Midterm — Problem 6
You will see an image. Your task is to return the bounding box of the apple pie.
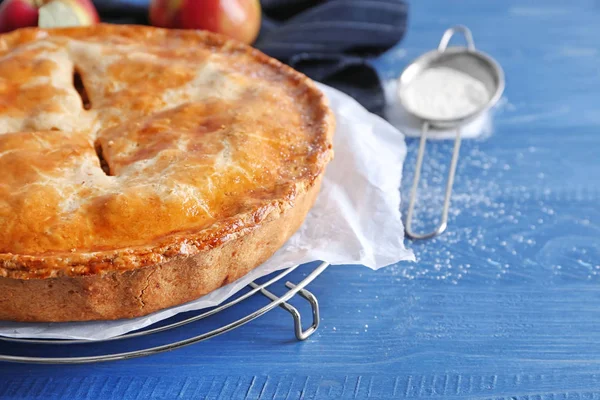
[0,24,334,322]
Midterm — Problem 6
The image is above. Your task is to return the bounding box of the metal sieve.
[397,25,505,239]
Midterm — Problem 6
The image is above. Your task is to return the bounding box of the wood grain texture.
[2,0,600,398]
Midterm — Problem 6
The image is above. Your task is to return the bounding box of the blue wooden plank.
[3,0,600,398]
[4,374,600,399]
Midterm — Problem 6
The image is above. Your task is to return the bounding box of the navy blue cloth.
[91,0,408,115]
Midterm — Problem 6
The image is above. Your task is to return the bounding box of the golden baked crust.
[0,25,333,321]
[0,175,323,322]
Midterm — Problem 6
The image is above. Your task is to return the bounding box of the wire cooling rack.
[0,261,329,364]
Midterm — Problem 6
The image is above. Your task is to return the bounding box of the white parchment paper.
[0,84,414,340]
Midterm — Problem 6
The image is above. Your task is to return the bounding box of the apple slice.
[39,0,99,28]
[0,0,99,33]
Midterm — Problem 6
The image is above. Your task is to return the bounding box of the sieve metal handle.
[405,122,463,240]
[438,25,476,52]
[404,25,472,240]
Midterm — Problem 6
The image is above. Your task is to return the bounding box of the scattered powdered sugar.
[400,66,490,120]
[390,143,504,284]
[386,136,600,286]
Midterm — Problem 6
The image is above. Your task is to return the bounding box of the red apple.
[149,0,261,45]
[0,0,38,33]
[0,0,99,33]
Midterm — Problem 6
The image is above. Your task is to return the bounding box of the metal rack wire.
[0,261,329,364]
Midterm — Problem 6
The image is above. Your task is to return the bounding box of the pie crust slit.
[0,25,334,322]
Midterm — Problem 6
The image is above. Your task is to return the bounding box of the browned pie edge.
[0,25,334,322]
[0,174,324,322]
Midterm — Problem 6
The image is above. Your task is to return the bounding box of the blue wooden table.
[2,0,600,398]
